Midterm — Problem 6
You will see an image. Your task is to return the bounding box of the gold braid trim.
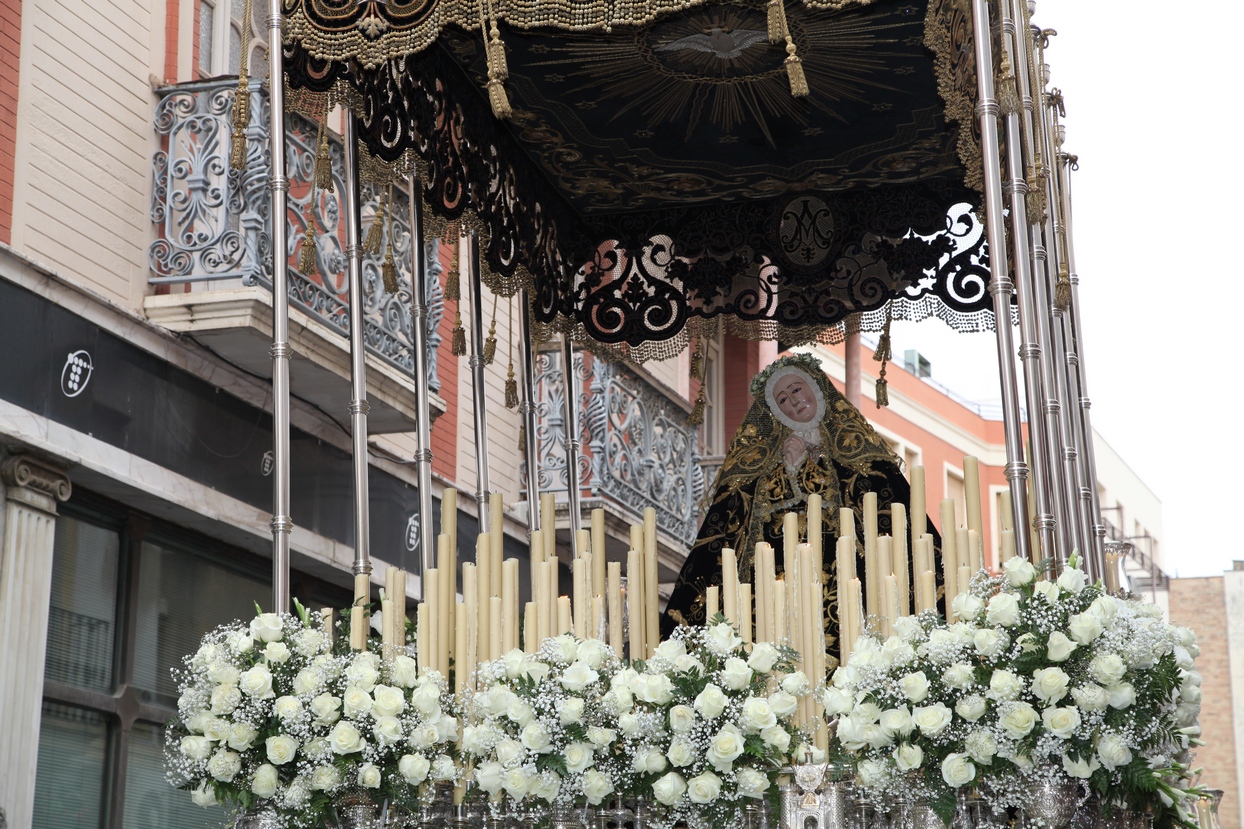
[228,0,253,170]
[872,305,892,408]
[504,294,519,409]
[381,184,398,293]
[923,0,983,194]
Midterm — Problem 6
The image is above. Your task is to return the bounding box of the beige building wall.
[1093,431,1163,566]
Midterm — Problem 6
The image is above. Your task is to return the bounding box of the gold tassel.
[767,0,787,44]
[229,0,252,171]
[505,367,519,410]
[518,420,526,451]
[688,384,707,426]
[483,325,497,365]
[872,329,891,364]
[363,189,386,255]
[784,41,809,98]
[873,305,892,408]
[382,252,398,294]
[313,119,333,193]
[996,51,1020,116]
[445,227,461,301]
[487,79,512,120]
[689,343,704,381]
[1054,264,1072,312]
[875,374,889,408]
[452,311,467,356]
[299,206,318,275]
[488,24,508,81]
[1026,169,1048,221]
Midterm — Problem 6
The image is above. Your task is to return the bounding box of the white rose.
[1033,580,1060,602]
[522,660,550,683]
[652,772,687,806]
[986,593,1020,627]
[1042,706,1081,739]
[576,639,610,669]
[239,664,274,699]
[345,654,380,691]
[1068,612,1104,645]
[311,694,342,725]
[581,769,615,805]
[893,616,925,642]
[740,697,777,732]
[262,641,290,665]
[399,754,431,785]
[687,771,723,804]
[882,637,917,666]
[293,628,324,656]
[373,716,403,744]
[1090,654,1127,685]
[550,634,579,663]
[293,669,320,696]
[1107,682,1137,709]
[203,718,229,742]
[251,764,280,799]
[209,684,242,715]
[530,771,561,803]
[747,642,780,672]
[659,702,692,733]
[618,713,640,736]
[633,746,668,774]
[879,708,914,738]
[343,686,374,718]
[250,613,284,643]
[900,671,930,703]
[974,628,1005,659]
[666,737,696,767]
[706,622,743,655]
[987,670,1023,701]
[857,758,887,788]
[1003,557,1036,586]
[372,684,407,718]
[706,725,746,770]
[309,765,342,791]
[521,722,552,753]
[769,690,799,718]
[894,742,923,772]
[999,702,1038,738]
[1031,667,1071,705]
[721,657,754,690]
[1089,595,1120,622]
[1069,683,1108,712]
[207,663,240,685]
[191,781,218,807]
[328,721,365,755]
[229,631,254,653]
[505,767,533,799]
[795,743,826,764]
[357,762,382,789]
[588,727,616,748]
[782,671,812,697]
[475,761,504,794]
[912,703,952,736]
[180,736,213,761]
[761,725,791,753]
[207,750,241,782]
[604,686,634,716]
[409,723,441,750]
[560,661,600,693]
[832,665,858,688]
[955,695,987,722]
[564,742,595,774]
[952,592,984,619]
[1057,567,1088,594]
[185,712,211,734]
[1097,733,1133,770]
[964,729,996,765]
[410,682,442,717]
[941,753,976,788]
[736,768,770,799]
[265,734,299,765]
[941,663,974,689]
[274,695,303,722]
[494,738,524,765]
[673,651,705,672]
[391,655,420,687]
[499,648,525,679]
[560,696,586,725]
[431,755,457,781]
[636,674,674,705]
[822,686,855,716]
[695,683,729,718]
[1062,754,1100,779]
[1046,631,1078,662]
[507,700,535,727]
[654,639,687,662]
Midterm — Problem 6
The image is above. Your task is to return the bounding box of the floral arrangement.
[166,601,459,826]
[826,557,1205,828]
[613,621,813,829]
[463,635,624,809]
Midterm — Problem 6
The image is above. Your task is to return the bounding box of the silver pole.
[1005,6,1074,565]
[467,230,492,530]
[343,118,372,584]
[969,0,1033,562]
[1059,150,1108,569]
[560,335,584,549]
[408,172,436,587]
[519,290,542,534]
[266,0,291,612]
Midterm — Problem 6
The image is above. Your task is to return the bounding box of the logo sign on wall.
[405,514,420,554]
[60,350,94,398]
[261,450,274,477]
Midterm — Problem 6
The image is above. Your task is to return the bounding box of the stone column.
[0,452,71,829]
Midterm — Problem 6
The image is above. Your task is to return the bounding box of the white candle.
[722,549,738,627]
[963,456,982,544]
[739,583,752,644]
[1000,529,1016,564]
[627,548,644,661]
[643,508,659,658]
[502,559,518,653]
[863,493,879,619]
[524,601,538,653]
[591,508,607,600]
[540,493,556,562]
[608,561,624,652]
[910,466,926,540]
[892,504,909,617]
[808,493,823,580]
[490,493,504,598]
[706,586,719,621]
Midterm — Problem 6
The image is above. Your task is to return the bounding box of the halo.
[764,365,827,432]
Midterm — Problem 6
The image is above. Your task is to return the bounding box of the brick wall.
[1169,576,1238,829]
[0,0,20,244]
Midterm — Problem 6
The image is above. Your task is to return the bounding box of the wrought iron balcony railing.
[528,349,705,548]
[148,78,442,390]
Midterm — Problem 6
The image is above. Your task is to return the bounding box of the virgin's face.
[772,373,818,424]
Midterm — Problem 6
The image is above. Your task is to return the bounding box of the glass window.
[46,517,120,693]
[33,703,108,829]
[124,722,226,829]
[198,0,215,75]
[132,539,269,697]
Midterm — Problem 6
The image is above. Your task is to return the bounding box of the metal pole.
[467,231,492,530]
[408,173,436,588]
[519,290,542,534]
[560,335,584,549]
[266,0,291,612]
[343,118,372,585]
[969,0,1033,562]
[1007,7,1075,568]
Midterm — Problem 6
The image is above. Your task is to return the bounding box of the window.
[199,0,252,77]
[700,332,725,458]
[33,492,350,828]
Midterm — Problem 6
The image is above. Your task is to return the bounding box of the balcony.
[143,79,445,432]
[528,348,706,574]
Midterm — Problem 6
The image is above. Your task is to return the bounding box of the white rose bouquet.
[464,636,623,810]
[615,622,809,829]
[166,600,339,827]
[834,558,1206,828]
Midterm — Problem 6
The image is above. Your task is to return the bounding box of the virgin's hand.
[783,435,807,469]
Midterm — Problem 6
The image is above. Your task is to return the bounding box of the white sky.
[888,1,1244,577]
